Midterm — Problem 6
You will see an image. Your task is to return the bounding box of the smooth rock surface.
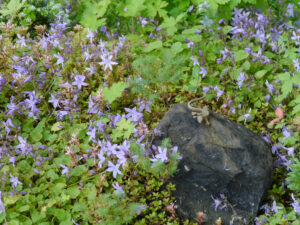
[152,104,273,225]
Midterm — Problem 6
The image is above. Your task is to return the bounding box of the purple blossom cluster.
[0,17,182,216]
[83,99,180,179]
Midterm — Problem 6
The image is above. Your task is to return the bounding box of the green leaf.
[87,186,97,202]
[54,209,69,222]
[214,0,230,4]
[18,205,30,212]
[30,118,46,142]
[282,80,293,97]
[45,169,59,181]
[242,60,251,71]
[53,183,67,195]
[6,220,20,225]
[67,186,81,199]
[4,195,19,205]
[283,48,297,60]
[71,165,87,177]
[160,16,176,28]
[222,25,233,34]
[277,72,290,81]
[31,210,46,223]
[292,104,300,115]
[1,165,10,173]
[230,68,241,80]
[102,82,127,103]
[95,0,111,17]
[171,42,183,54]
[79,1,108,30]
[143,41,163,53]
[111,118,135,142]
[292,75,300,85]
[234,50,249,62]
[72,202,86,212]
[51,122,63,132]
[229,0,241,8]
[18,160,31,172]
[244,0,256,3]
[254,70,267,79]
[60,221,73,225]
[145,0,168,18]
[121,0,146,17]
[0,0,24,17]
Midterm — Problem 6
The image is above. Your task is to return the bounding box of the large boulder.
[152,104,273,225]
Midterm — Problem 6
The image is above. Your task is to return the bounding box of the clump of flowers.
[0,15,182,224]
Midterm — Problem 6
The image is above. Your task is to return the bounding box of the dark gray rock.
[152,104,273,225]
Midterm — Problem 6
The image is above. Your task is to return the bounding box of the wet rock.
[152,104,273,225]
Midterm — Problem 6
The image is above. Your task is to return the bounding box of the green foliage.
[0,0,71,36]
[276,72,300,102]
[287,159,300,193]
[102,81,128,104]
[131,48,188,101]
[257,208,300,225]
[0,0,299,224]
[94,192,141,225]
[79,0,110,30]
[0,0,24,18]
[111,118,136,142]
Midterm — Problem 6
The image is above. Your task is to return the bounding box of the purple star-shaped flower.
[293,59,300,71]
[16,136,29,155]
[60,164,69,176]
[291,194,300,213]
[118,140,130,154]
[214,86,224,101]
[4,118,14,134]
[190,56,199,66]
[203,86,210,94]
[265,80,275,95]
[99,54,118,71]
[116,150,127,169]
[106,161,122,178]
[139,17,148,27]
[72,75,88,90]
[0,191,5,214]
[150,146,168,163]
[102,141,118,157]
[285,3,294,17]
[112,182,125,197]
[16,34,26,48]
[243,108,252,124]
[40,36,48,49]
[200,67,207,78]
[86,66,96,76]
[53,53,64,66]
[84,50,93,61]
[87,127,96,141]
[271,200,283,213]
[97,150,106,168]
[57,110,68,120]
[211,195,222,211]
[10,174,22,188]
[237,72,246,89]
[125,107,143,122]
[48,93,60,109]
[86,29,95,43]
[88,96,99,114]
[7,100,19,115]
[136,205,147,215]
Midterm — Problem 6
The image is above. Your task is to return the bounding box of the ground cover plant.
[0,0,299,224]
